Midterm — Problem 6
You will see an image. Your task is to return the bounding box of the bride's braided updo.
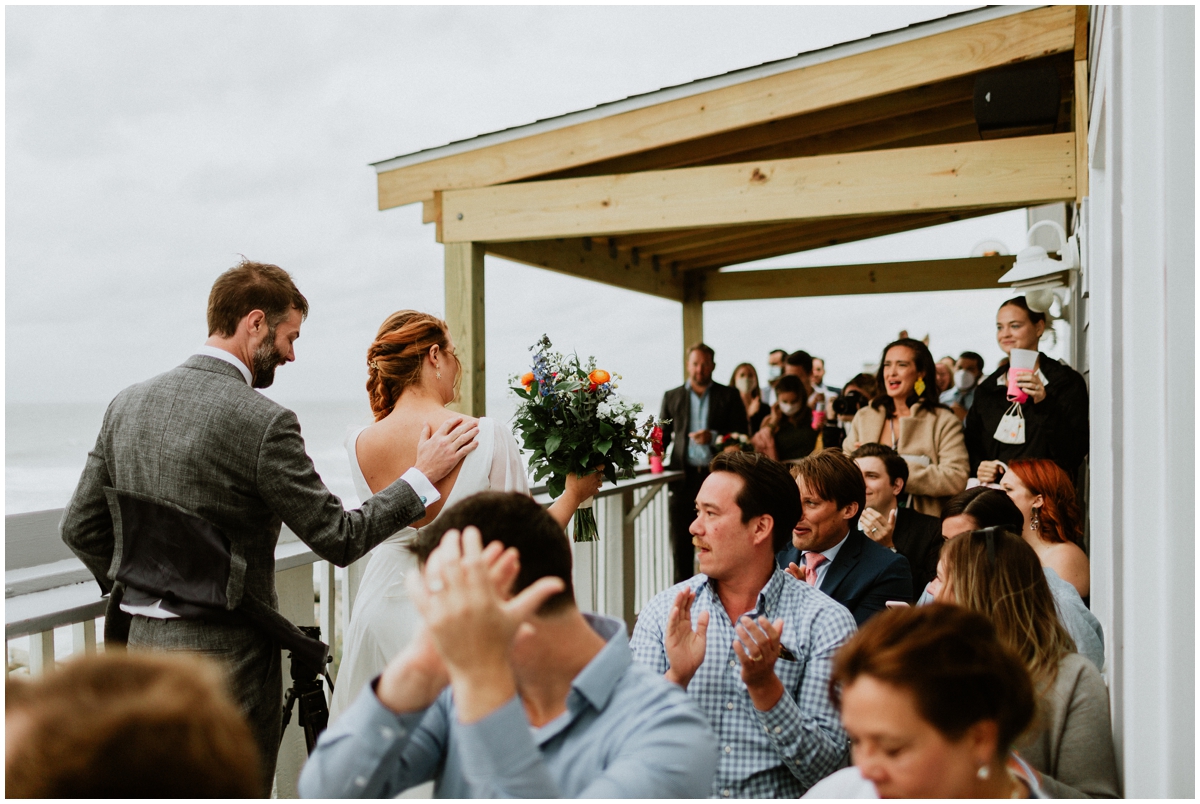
[366,310,458,421]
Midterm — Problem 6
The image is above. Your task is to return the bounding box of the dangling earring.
[436,370,442,381]
[914,377,926,396]
[1030,508,1041,533]
[977,764,990,780]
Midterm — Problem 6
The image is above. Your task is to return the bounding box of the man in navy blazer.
[776,450,912,625]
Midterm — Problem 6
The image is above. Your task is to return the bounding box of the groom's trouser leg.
[128,616,281,797]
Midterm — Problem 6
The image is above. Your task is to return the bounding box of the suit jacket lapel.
[820,529,864,595]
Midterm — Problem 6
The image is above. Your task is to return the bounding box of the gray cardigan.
[1017,652,1121,798]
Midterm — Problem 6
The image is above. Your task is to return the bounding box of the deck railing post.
[71,619,96,656]
[274,564,317,799]
[29,629,56,676]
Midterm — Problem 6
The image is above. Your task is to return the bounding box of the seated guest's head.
[940,487,1024,539]
[849,443,908,512]
[934,527,1076,687]
[1002,459,1084,549]
[829,604,1036,798]
[5,653,261,797]
[416,491,575,615]
[789,449,865,553]
[690,451,800,578]
[773,374,807,418]
[785,350,813,389]
[936,357,956,393]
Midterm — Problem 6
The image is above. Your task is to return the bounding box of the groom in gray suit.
[61,259,478,793]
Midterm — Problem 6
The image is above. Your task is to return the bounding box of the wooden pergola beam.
[485,238,684,301]
[441,134,1076,243]
[378,6,1076,209]
[703,255,1016,301]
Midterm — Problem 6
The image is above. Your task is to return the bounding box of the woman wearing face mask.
[930,528,1120,798]
[729,362,767,434]
[804,604,1044,799]
[966,297,1090,486]
[847,338,969,516]
[751,374,818,462]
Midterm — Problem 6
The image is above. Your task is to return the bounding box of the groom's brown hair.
[207,258,308,337]
[416,492,575,615]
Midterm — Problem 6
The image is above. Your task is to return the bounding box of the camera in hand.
[833,389,870,417]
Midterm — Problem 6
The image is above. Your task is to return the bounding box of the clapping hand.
[859,507,897,549]
[784,561,805,584]
[663,589,709,689]
[733,615,786,711]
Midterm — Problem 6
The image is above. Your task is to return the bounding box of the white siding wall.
[1085,5,1195,797]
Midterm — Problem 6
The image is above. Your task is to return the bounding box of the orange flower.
[588,369,610,385]
[520,372,535,387]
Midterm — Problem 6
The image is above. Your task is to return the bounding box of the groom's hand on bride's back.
[415,416,480,483]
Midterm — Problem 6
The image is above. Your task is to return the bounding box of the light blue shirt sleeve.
[298,682,448,799]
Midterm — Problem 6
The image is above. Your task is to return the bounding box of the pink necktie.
[804,552,827,586]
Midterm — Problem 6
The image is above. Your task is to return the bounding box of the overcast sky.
[7,5,1048,420]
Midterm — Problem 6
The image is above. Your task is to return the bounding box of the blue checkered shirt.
[630,569,857,798]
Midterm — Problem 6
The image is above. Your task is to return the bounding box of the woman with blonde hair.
[330,311,599,717]
[932,527,1119,798]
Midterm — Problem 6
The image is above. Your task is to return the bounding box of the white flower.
[597,401,613,417]
[614,414,627,426]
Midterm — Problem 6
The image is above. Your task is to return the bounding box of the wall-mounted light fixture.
[998,220,1079,313]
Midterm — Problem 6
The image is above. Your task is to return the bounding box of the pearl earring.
[977,764,990,780]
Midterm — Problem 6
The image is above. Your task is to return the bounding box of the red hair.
[366,311,459,421]
[1007,459,1083,548]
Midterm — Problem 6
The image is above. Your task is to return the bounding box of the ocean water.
[5,399,374,515]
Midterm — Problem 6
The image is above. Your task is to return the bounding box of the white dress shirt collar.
[195,344,252,386]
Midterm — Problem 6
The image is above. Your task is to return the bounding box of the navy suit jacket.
[776,528,913,626]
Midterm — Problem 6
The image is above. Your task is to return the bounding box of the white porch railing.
[4,468,679,797]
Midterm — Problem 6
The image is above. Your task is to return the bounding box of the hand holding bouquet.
[512,335,669,542]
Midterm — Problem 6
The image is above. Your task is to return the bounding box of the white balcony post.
[71,619,97,656]
[29,629,56,676]
[274,564,317,799]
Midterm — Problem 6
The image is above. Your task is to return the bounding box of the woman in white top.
[329,311,599,718]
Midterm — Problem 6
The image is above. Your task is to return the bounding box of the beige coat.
[846,402,968,516]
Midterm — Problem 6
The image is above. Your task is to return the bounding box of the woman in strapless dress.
[329,311,598,718]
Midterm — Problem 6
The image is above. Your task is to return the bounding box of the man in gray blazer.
[60,260,477,793]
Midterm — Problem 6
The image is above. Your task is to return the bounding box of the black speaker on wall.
[973,65,1061,137]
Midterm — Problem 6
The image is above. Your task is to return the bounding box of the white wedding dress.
[329,416,530,719]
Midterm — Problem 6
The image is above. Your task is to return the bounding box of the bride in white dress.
[329,311,598,718]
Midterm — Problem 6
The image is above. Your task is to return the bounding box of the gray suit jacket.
[61,354,426,634]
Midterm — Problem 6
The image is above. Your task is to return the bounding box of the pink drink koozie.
[1007,369,1031,404]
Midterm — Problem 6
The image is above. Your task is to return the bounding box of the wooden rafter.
[702,255,1016,301]
[378,6,1076,209]
[485,239,684,301]
[440,135,1076,243]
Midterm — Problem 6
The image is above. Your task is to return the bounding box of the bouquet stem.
[572,495,598,543]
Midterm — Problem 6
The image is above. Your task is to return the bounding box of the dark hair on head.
[687,342,715,361]
[729,363,760,398]
[769,348,788,359]
[942,528,1076,687]
[786,350,813,375]
[774,374,806,399]
[708,451,801,552]
[5,653,263,797]
[367,310,460,421]
[414,492,575,615]
[870,338,945,415]
[959,351,985,373]
[1006,459,1083,549]
[999,295,1048,327]
[789,449,866,527]
[849,442,909,494]
[206,259,308,338]
[829,603,1035,758]
[941,487,1024,533]
[844,372,878,398]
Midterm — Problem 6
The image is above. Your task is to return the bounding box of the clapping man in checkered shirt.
[630,450,858,798]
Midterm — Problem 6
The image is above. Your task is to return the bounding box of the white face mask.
[734,376,756,394]
[954,368,977,391]
[767,365,783,380]
[779,401,800,416]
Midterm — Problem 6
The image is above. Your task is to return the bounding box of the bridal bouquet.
[511,335,668,542]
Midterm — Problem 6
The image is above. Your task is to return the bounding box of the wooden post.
[682,272,705,377]
[444,242,486,416]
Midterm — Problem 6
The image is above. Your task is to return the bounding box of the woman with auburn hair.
[1001,458,1090,599]
[932,528,1120,798]
[330,311,600,718]
[804,604,1044,799]
[847,338,969,516]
